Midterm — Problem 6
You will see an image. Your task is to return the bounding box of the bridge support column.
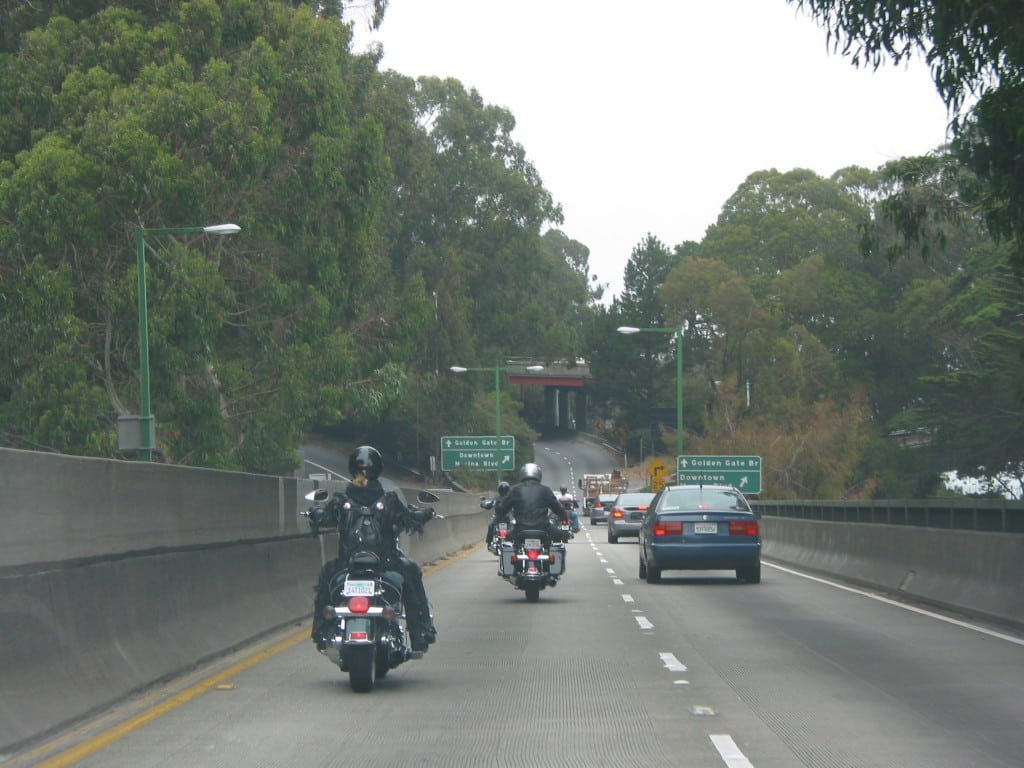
[544,387,557,429]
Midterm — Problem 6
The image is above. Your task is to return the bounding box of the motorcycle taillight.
[527,550,540,560]
[348,596,370,614]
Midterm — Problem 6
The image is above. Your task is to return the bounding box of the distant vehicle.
[589,493,618,524]
[638,485,761,584]
[579,472,627,517]
[606,491,655,543]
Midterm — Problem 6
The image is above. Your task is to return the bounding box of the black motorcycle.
[497,514,570,602]
[481,496,510,555]
[303,488,441,692]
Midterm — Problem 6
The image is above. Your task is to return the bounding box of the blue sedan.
[638,484,761,584]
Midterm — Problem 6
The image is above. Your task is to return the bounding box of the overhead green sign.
[676,455,762,494]
[441,435,516,471]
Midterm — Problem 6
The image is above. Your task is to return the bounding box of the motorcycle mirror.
[304,488,329,502]
[417,490,441,504]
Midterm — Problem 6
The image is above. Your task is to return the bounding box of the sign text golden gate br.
[676,455,762,494]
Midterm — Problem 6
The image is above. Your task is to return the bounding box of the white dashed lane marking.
[710,734,756,767]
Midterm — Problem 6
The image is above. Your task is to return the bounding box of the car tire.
[737,562,761,584]
[645,562,661,584]
[608,529,618,544]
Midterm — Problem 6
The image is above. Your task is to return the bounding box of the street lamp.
[135,223,241,460]
[617,325,684,461]
[450,362,544,480]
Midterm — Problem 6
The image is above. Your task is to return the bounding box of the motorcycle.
[497,513,570,602]
[480,496,510,555]
[303,487,441,692]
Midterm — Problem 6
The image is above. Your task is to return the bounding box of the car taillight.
[728,520,759,536]
[348,596,370,613]
[654,521,683,536]
[612,508,624,519]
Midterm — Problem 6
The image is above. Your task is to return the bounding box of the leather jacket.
[498,478,564,533]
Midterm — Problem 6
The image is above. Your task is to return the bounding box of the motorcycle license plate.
[694,523,718,534]
[343,579,375,596]
[498,523,508,532]
[524,538,542,550]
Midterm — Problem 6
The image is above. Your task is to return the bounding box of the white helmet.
[520,463,542,482]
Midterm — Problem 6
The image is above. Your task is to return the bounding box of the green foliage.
[790,0,1024,268]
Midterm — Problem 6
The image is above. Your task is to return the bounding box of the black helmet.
[498,481,511,497]
[349,445,382,481]
[559,486,568,494]
[520,463,542,482]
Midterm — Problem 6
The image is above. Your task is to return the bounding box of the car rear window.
[659,489,750,512]
[616,494,654,507]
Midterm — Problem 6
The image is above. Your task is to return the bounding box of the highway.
[13,438,1024,767]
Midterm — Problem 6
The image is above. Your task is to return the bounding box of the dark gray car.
[607,491,655,543]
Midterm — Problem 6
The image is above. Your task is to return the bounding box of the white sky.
[351,0,952,300]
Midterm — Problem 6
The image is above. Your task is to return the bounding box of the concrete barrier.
[761,518,1024,629]
[0,449,486,752]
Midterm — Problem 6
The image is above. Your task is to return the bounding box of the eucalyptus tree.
[790,0,1024,269]
[0,3,413,471]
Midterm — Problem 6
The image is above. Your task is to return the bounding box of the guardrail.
[753,498,1024,533]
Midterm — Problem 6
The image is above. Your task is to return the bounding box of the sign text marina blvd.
[677,455,762,494]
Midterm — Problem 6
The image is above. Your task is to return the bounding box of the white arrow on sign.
[502,454,513,465]
[739,476,748,487]
[679,458,689,468]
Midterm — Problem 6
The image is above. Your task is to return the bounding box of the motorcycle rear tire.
[347,645,377,692]
[524,583,541,602]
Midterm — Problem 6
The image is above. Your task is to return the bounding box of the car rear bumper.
[609,520,641,535]
[648,541,760,570]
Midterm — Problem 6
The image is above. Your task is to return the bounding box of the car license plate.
[694,522,718,534]
[524,538,542,550]
[342,579,375,597]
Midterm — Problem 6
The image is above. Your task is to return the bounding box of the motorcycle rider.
[311,446,438,652]
[498,463,571,542]
[557,486,582,534]
[485,480,512,546]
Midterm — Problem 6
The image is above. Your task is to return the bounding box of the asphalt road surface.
[13,437,1024,767]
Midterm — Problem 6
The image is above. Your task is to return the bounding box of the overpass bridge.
[507,361,593,431]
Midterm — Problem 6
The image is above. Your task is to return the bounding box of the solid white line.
[765,562,1024,646]
[710,734,755,767]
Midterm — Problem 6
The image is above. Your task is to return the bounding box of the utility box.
[117,415,155,452]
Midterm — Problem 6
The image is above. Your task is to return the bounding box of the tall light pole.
[450,362,544,481]
[617,325,684,461]
[136,223,240,460]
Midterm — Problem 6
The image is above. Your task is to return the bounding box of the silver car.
[607,491,655,543]
[589,493,617,524]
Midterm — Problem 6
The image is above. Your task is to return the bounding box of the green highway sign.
[676,455,762,494]
[441,435,516,471]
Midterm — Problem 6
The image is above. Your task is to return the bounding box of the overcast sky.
[351,1,952,300]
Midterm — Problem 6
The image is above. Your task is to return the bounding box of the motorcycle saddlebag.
[499,545,515,576]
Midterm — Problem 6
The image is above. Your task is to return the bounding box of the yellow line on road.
[33,631,308,768]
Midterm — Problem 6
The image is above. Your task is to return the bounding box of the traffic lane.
[588,524,1024,768]
[534,436,623,494]
[43,536,801,768]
